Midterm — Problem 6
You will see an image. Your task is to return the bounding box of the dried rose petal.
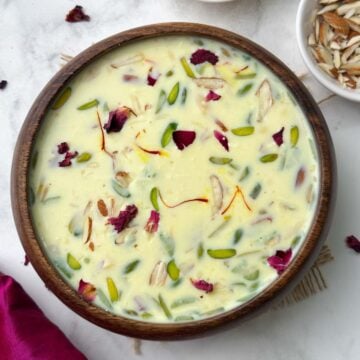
[190,49,219,65]
[65,5,90,23]
[108,204,138,233]
[206,90,221,102]
[191,279,214,293]
[104,106,131,133]
[0,80,7,90]
[57,142,69,154]
[145,210,160,233]
[272,127,284,146]
[267,248,292,274]
[213,130,229,151]
[147,71,158,86]
[346,235,360,253]
[172,130,196,150]
[123,74,138,82]
[77,279,96,302]
[58,150,78,167]
[24,254,30,266]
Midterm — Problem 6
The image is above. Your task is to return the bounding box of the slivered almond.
[320,20,330,46]
[346,18,360,32]
[342,61,360,74]
[337,1,360,16]
[149,261,167,286]
[210,175,223,216]
[193,77,225,89]
[256,79,273,122]
[115,171,131,187]
[83,216,93,244]
[323,12,350,35]
[97,199,108,216]
[110,54,144,69]
[318,4,340,15]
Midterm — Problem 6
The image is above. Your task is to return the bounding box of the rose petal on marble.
[267,248,292,274]
[190,49,219,65]
[144,210,160,233]
[191,279,214,293]
[213,130,229,151]
[57,142,70,154]
[65,5,90,22]
[104,106,131,133]
[346,235,360,253]
[272,127,284,146]
[206,90,222,102]
[0,80,8,90]
[77,279,96,302]
[107,204,138,233]
[172,130,196,150]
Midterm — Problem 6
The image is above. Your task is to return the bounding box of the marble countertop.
[1,0,360,359]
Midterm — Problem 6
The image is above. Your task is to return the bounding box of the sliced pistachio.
[97,289,112,309]
[209,156,233,165]
[167,82,180,105]
[42,196,61,204]
[55,261,72,279]
[250,183,262,199]
[235,72,257,79]
[31,150,38,169]
[124,259,140,274]
[167,259,180,281]
[180,57,196,78]
[52,86,72,110]
[66,253,81,270]
[291,235,301,248]
[171,279,182,288]
[158,294,172,319]
[29,187,35,206]
[237,83,253,96]
[76,152,92,163]
[166,70,174,77]
[171,296,197,309]
[112,179,130,198]
[181,87,187,105]
[290,126,299,147]
[161,122,178,148]
[159,233,175,257]
[175,315,194,322]
[77,99,99,110]
[207,248,236,259]
[239,166,250,181]
[155,89,167,114]
[233,228,244,245]
[208,216,232,238]
[106,277,119,302]
[68,213,84,236]
[249,282,259,291]
[231,126,255,136]
[202,307,224,316]
[124,309,138,316]
[197,242,204,258]
[149,187,160,211]
[244,269,260,281]
[141,312,153,319]
[260,153,278,163]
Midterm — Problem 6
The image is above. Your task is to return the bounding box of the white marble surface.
[1,0,360,359]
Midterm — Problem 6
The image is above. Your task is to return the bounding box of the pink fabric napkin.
[0,274,86,360]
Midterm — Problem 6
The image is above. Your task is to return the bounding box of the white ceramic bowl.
[296,0,360,102]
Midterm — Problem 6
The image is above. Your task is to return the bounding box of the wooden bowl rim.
[11,22,336,340]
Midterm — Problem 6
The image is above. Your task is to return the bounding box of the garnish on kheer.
[29,36,319,322]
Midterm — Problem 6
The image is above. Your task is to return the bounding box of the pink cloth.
[0,275,86,360]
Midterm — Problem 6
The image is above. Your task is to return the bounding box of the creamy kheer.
[29,36,319,322]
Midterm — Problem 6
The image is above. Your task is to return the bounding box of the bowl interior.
[11,22,336,340]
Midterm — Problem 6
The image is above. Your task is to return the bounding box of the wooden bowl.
[11,22,336,341]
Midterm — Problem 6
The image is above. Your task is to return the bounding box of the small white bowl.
[296,0,360,102]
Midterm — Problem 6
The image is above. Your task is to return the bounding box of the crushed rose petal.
[172,130,196,150]
[57,142,70,154]
[144,210,160,233]
[191,279,214,293]
[213,130,229,151]
[272,127,284,147]
[77,279,96,302]
[206,90,221,102]
[267,248,292,274]
[0,80,7,90]
[346,235,360,253]
[58,150,78,167]
[123,74,138,82]
[190,49,219,65]
[65,5,90,23]
[108,204,138,233]
[104,106,131,133]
